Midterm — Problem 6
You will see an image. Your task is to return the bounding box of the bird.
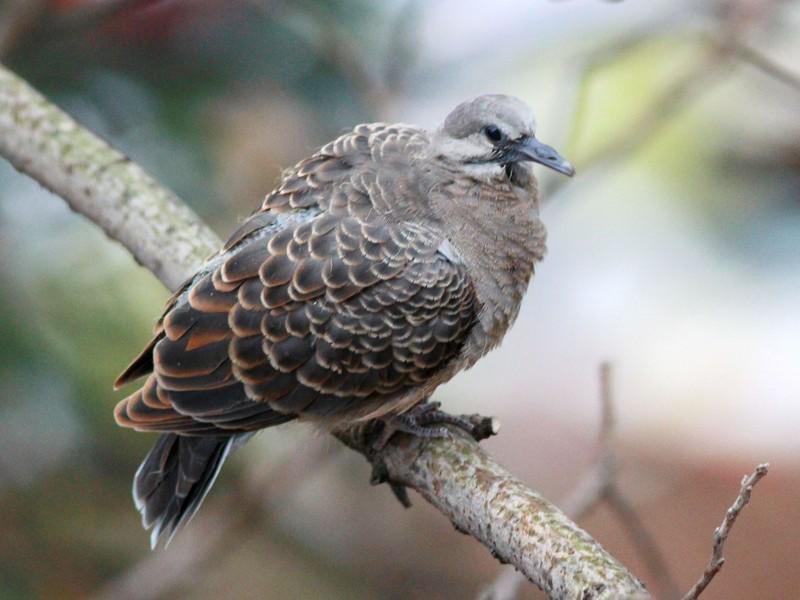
[113,94,574,548]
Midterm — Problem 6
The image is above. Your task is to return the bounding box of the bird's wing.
[114,212,477,432]
[258,122,432,219]
[115,124,477,432]
[113,122,402,393]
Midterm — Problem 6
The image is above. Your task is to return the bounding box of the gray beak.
[511,137,575,177]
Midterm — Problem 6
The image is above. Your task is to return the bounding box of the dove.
[114,94,574,547]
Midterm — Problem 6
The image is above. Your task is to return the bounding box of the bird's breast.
[453,207,546,364]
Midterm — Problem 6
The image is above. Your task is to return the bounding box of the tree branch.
[0,63,220,291]
[338,422,649,600]
[0,62,650,600]
[477,362,679,600]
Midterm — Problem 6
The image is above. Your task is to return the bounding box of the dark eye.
[483,125,503,143]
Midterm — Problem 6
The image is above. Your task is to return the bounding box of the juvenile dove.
[114,94,574,547]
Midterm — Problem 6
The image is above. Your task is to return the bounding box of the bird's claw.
[361,401,501,508]
[374,400,499,451]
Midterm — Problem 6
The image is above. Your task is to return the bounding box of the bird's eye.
[483,125,503,143]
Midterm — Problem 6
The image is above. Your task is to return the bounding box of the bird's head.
[433,94,574,182]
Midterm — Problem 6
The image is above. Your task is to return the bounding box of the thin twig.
[730,39,800,93]
[598,364,681,600]
[560,362,616,518]
[542,39,730,202]
[544,11,799,203]
[606,487,681,600]
[680,463,770,600]
[477,362,620,600]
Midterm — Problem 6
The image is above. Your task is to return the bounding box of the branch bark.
[0,63,220,290]
[338,423,649,600]
[0,62,649,600]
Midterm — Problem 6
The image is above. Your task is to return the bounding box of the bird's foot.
[337,402,500,508]
[374,401,500,451]
[381,401,450,442]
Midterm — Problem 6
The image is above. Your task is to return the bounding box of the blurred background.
[0,0,798,598]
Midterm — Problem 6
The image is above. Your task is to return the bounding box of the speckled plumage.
[114,94,572,546]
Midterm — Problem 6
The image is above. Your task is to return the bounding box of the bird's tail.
[133,432,250,548]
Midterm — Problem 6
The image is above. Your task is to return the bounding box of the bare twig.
[596,365,680,600]
[729,39,800,93]
[477,363,623,600]
[561,362,617,518]
[680,463,770,600]
[606,487,681,600]
[0,62,650,600]
[544,4,800,202]
[478,360,687,600]
[538,15,698,199]
[541,39,729,202]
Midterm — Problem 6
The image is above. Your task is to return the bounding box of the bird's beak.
[510,137,575,177]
